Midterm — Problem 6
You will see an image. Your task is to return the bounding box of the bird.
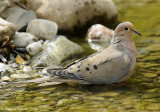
[47,22,141,84]
[86,24,114,51]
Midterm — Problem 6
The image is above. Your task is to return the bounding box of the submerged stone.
[10,74,31,80]
[31,36,83,67]
[0,18,17,41]
[22,66,33,73]
[1,76,11,82]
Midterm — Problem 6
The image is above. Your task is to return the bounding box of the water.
[0,0,160,111]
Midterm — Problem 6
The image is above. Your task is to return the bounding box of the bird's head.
[114,22,141,37]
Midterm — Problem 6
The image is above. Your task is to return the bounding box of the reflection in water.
[1,0,160,111]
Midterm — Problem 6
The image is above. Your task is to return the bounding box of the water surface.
[0,0,160,111]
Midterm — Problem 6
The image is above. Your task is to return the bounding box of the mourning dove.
[86,24,114,51]
[47,22,141,84]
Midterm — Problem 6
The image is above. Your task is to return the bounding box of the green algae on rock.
[31,36,84,67]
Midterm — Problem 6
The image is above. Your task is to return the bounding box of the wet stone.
[22,66,32,73]
[10,74,31,80]
[1,76,11,82]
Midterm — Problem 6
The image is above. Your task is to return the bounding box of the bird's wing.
[47,46,131,84]
[47,50,102,81]
[90,50,131,83]
[66,47,131,83]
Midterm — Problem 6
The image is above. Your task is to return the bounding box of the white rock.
[10,74,31,80]
[1,76,11,82]
[0,18,17,41]
[10,74,20,80]
[23,66,33,73]
[31,36,84,67]
[12,32,38,48]
[27,0,117,31]
[43,40,50,49]
[0,63,7,72]
[86,24,114,51]
[4,6,37,30]
[26,41,43,56]
[27,19,58,40]
[0,63,13,77]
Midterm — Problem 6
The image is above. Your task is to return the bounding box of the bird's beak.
[134,30,141,36]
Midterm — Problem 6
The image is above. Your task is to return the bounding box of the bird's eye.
[125,27,129,31]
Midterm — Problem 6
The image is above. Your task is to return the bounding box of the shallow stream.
[0,0,160,111]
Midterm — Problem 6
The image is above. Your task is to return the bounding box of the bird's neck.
[110,36,137,67]
[110,35,136,55]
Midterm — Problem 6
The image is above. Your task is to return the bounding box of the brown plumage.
[47,22,141,84]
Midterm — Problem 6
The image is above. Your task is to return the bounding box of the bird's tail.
[47,68,64,75]
[47,68,90,84]
[47,68,70,79]
[47,68,82,80]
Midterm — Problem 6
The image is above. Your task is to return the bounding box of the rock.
[42,40,50,49]
[1,76,11,82]
[12,32,38,48]
[0,63,13,77]
[10,74,31,80]
[0,18,17,41]
[0,0,10,17]
[0,63,7,72]
[86,24,114,51]
[22,66,32,73]
[26,19,58,40]
[27,0,117,31]
[31,36,83,67]
[3,6,37,30]
[15,55,25,64]
[26,41,43,56]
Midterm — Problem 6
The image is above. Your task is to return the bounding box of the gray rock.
[4,6,37,30]
[31,36,84,67]
[26,41,43,56]
[0,18,17,41]
[26,19,58,40]
[0,63,13,77]
[0,63,7,73]
[0,0,10,17]
[12,32,38,48]
[27,0,117,31]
